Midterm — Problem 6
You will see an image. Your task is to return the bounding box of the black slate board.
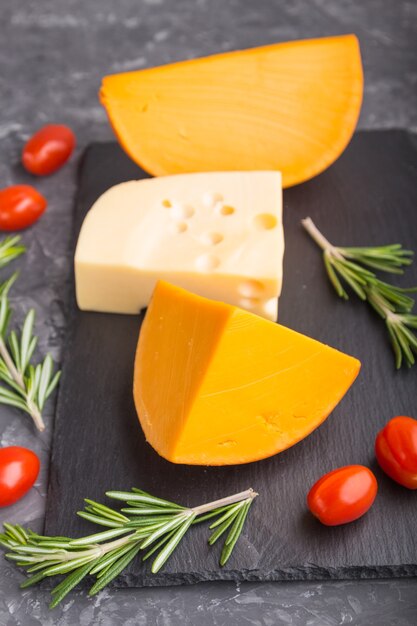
[45,131,417,587]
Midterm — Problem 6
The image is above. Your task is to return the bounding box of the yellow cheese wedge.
[134,281,361,465]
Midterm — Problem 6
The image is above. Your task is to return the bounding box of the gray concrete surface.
[0,0,416,624]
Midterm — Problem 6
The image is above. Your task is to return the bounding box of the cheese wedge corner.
[133,281,361,465]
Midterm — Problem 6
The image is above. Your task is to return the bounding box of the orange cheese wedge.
[100,35,363,188]
[133,282,361,465]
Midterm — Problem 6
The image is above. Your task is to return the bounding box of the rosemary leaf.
[26,560,63,573]
[140,514,190,550]
[107,490,184,509]
[49,562,95,609]
[0,294,10,336]
[0,391,29,412]
[20,310,36,373]
[43,555,96,577]
[8,331,21,371]
[142,528,178,562]
[69,527,133,547]
[397,321,417,351]
[20,570,50,589]
[36,542,72,550]
[394,324,415,366]
[191,504,234,525]
[332,260,367,300]
[83,500,129,523]
[341,244,413,273]
[77,512,124,529]
[209,502,245,529]
[3,523,27,545]
[29,533,71,543]
[11,545,58,556]
[127,520,172,534]
[37,355,53,409]
[0,236,25,268]
[151,515,196,574]
[125,515,181,528]
[323,252,348,299]
[90,541,138,576]
[0,364,19,389]
[220,502,252,566]
[5,553,40,564]
[375,280,415,311]
[88,544,141,596]
[122,506,182,516]
[208,509,241,545]
[386,323,403,369]
[225,501,252,548]
[337,257,375,280]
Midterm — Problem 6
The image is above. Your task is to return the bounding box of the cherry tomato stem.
[307,465,378,526]
[22,124,75,176]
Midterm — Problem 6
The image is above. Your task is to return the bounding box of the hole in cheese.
[201,232,223,246]
[171,221,188,234]
[238,280,265,298]
[262,298,279,321]
[195,254,220,272]
[219,205,235,216]
[253,213,278,230]
[238,297,260,310]
[202,192,223,208]
[171,202,195,220]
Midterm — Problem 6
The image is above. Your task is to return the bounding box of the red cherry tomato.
[0,446,40,507]
[307,465,378,526]
[22,124,76,176]
[0,185,47,231]
[375,416,417,489]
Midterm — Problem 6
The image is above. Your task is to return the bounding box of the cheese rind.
[134,281,361,466]
[75,171,283,320]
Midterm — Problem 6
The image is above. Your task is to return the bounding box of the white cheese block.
[75,171,284,320]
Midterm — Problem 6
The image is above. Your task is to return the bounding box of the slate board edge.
[39,562,417,592]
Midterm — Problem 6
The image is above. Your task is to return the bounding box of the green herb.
[0,487,258,608]
[302,217,417,368]
[0,235,26,268]
[0,236,60,430]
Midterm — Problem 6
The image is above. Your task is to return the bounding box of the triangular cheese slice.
[134,281,361,465]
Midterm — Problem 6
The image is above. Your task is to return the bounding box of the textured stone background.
[0,0,416,624]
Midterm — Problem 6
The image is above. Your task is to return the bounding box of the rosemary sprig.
[302,217,417,368]
[0,285,61,431]
[0,487,258,608]
[0,234,60,430]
